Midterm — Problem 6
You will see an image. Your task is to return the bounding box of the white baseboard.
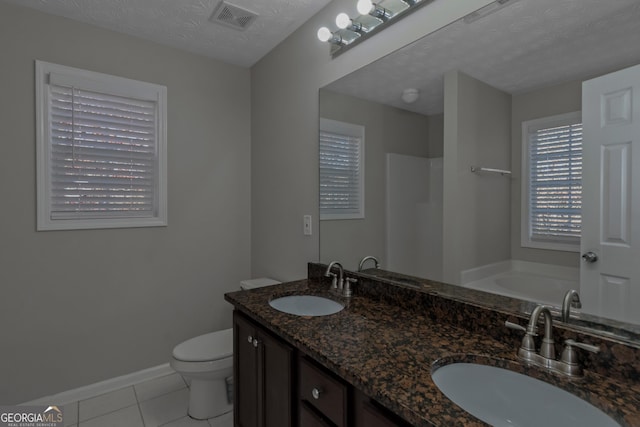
[22,363,175,406]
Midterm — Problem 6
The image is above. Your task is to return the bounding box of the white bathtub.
[461,260,579,307]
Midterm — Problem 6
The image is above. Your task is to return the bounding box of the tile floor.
[61,372,233,427]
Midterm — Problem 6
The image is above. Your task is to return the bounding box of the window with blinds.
[319,118,365,220]
[522,112,582,251]
[36,61,167,230]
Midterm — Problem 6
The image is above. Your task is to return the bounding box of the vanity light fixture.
[317,26,346,45]
[317,0,432,57]
[336,13,366,35]
[357,0,392,21]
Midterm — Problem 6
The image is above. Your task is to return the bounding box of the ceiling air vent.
[210,1,258,31]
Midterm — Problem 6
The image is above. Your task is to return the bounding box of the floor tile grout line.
[78,401,139,424]
[135,385,189,404]
[134,374,190,404]
[73,376,230,427]
[136,401,147,427]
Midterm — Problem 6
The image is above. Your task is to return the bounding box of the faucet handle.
[328,272,338,289]
[505,320,536,352]
[505,320,526,332]
[564,339,600,354]
[343,277,357,297]
[561,339,600,367]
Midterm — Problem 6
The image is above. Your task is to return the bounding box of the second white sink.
[269,295,344,316]
[431,362,620,427]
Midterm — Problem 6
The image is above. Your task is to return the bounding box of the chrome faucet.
[505,304,599,377]
[324,261,355,298]
[561,289,582,323]
[527,305,555,359]
[358,255,379,271]
[324,261,344,291]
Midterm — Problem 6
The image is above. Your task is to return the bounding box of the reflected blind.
[528,121,582,243]
[49,84,158,219]
[319,130,362,216]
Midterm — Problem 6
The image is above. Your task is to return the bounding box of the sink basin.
[431,363,620,427]
[269,295,344,316]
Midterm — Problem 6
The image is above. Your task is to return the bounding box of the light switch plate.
[303,215,312,235]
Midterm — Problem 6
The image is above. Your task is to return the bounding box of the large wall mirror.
[319,0,640,340]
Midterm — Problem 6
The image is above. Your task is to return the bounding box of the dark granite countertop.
[225,278,640,427]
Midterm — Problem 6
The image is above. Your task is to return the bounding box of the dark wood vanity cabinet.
[298,355,411,427]
[233,311,295,427]
[298,356,348,427]
[233,310,410,427]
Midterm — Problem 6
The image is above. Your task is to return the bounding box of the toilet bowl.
[171,278,280,419]
[170,329,233,419]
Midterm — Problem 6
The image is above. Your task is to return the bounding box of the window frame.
[35,60,168,231]
[521,111,582,252]
[319,118,365,221]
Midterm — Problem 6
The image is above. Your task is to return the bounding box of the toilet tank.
[240,277,280,290]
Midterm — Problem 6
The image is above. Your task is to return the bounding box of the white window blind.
[36,61,167,230]
[319,118,364,220]
[523,112,582,250]
[49,85,157,218]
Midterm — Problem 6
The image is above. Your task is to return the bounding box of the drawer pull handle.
[247,335,253,344]
[311,387,323,400]
[252,338,260,348]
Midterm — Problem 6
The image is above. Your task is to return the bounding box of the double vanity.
[225,263,640,426]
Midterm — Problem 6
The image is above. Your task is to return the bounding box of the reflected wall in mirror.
[319,0,640,332]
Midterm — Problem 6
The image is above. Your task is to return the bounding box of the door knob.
[581,252,598,263]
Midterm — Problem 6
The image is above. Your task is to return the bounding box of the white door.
[581,64,640,323]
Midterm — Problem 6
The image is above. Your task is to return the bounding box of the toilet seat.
[173,328,232,362]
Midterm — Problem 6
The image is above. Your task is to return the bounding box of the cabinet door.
[234,312,258,427]
[260,329,294,427]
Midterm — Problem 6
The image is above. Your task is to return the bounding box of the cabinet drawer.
[299,402,334,427]
[299,357,347,427]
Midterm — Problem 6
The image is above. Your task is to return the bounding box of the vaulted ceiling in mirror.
[324,0,640,116]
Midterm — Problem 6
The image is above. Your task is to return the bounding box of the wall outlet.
[303,215,312,236]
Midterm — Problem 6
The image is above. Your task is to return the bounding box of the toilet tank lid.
[240,277,280,290]
[173,329,232,362]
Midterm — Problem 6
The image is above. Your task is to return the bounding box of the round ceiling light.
[401,88,419,103]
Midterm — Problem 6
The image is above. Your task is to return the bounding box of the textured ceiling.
[325,0,640,116]
[1,0,331,67]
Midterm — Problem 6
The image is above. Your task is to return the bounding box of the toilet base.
[188,377,233,420]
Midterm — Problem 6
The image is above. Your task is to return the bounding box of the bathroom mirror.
[319,0,640,339]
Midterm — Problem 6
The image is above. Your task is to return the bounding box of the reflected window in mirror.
[319,118,365,220]
[521,111,582,252]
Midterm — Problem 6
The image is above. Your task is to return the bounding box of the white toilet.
[170,278,280,420]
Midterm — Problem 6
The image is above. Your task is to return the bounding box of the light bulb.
[336,13,351,29]
[357,0,374,15]
[317,27,332,42]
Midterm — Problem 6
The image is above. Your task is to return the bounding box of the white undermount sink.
[269,295,344,316]
[431,363,620,427]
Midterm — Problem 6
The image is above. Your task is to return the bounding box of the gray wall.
[319,90,429,271]
[250,0,494,281]
[427,114,445,158]
[510,80,582,267]
[442,71,512,283]
[0,2,251,404]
